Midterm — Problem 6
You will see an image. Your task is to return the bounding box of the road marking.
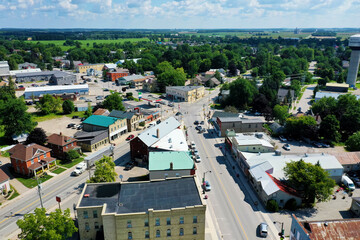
[197,132,249,240]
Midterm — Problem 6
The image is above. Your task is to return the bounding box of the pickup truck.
[71,162,86,176]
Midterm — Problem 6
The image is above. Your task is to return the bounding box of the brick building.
[106,70,129,82]
[47,133,78,159]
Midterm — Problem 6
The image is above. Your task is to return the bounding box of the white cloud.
[59,0,78,11]
[0,4,6,10]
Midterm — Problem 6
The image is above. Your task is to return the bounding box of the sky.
[0,0,359,29]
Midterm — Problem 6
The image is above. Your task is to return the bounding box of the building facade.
[75,130,109,152]
[0,61,10,77]
[106,71,129,82]
[215,117,265,137]
[49,71,77,85]
[24,84,89,99]
[166,86,205,103]
[77,64,104,74]
[82,115,127,141]
[109,110,144,132]
[76,177,206,240]
[15,70,76,84]
[46,133,78,159]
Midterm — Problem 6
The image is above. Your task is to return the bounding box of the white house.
[0,169,10,193]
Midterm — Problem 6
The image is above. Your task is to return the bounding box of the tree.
[273,104,290,125]
[102,92,125,112]
[225,78,258,110]
[89,155,117,183]
[62,100,75,114]
[17,208,77,240]
[346,131,360,151]
[46,63,53,71]
[0,98,36,138]
[27,128,47,145]
[224,106,237,113]
[85,102,92,118]
[187,60,199,78]
[156,67,187,92]
[285,116,318,140]
[319,115,341,142]
[214,70,222,82]
[69,59,74,70]
[284,160,336,204]
[63,149,80,162]
[35,94,62,115]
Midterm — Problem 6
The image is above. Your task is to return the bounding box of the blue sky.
[0,0,359,29]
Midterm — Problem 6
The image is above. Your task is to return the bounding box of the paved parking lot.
[37,116,82,136]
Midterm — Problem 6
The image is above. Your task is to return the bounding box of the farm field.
[183,31,310,39]
[30,38,150,50]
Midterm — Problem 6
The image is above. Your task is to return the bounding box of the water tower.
[346,34,360,88]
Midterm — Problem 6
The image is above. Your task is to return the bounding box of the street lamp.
[202,170,211,183]
[273,221,285,239]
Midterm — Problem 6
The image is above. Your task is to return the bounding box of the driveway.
[291,84,316,114]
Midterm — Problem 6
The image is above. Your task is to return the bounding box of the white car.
[195,154,201,163]
[190,141,196,149]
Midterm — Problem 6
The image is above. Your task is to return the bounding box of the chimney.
[59,132,62,135]
[170,162,173,170]
[156,129,160,138]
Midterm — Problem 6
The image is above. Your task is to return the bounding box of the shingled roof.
[47,133,76,147]
[8,143,51,161]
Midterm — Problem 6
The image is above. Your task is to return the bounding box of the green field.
[31,38,150,50]
[183,31,310,39]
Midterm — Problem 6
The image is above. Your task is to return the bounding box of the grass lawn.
[210,103,223,110]
[31,111,86,122]
[17,175,53,189]
[8,185,20,200]
[51,167,67,174]
[56,157,84,168]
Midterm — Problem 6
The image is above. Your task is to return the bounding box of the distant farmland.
[30,38,150,50]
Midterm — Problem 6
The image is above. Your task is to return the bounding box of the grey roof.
[120,75,145,81]
[138,117,180,147]
[16,70,74,78]
[218,117,265,123]
[277,88,294,100]
[79,177,202,214]
[109,110,141,119]
[166,86,203,91]
[74,130,108,145]
[212,111,239,119]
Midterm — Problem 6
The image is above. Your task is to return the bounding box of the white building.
[0,61,10,77]
[24,84,89,99]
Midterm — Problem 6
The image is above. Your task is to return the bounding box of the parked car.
[0,160,2,165]
[156,120,161,124]
[319,142,330,148]
[259,223,268,238]
[342,175,356,191]
[200,121,204,125]
[279,136,287,142]
[71,162,86,176]
[195,126,202,131]
[283,143,291,151]
[168,102,174,107]
[195,154,201,163]
[77,125,83,130]
[85,99,92,102]
[175,112,182,116]
[79,97,86,100]
[96,96,103,100]
[67,123,75,128]
[194,120,199,125]
[190,141,196,149]
[72,116,79,119]
[124,162,135,171]
[193,148,199,155]
[201,128,206,133]
[126,135,135,141]
[103,88,109,91]
[26,101,33,105]
[204,181,211,191]
[312,142,322,148]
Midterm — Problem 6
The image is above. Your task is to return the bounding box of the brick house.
[9,143,56,176]
[47,133,78,159]
[0,169,10,193]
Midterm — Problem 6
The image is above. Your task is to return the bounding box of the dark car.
[72,116,79,119]
[156,120,161,124]
[312,142,322,148]
[67,123,75,128]
[81,117,86,121]
[194,120,199,125]
[195,126,202,131]
[200,121,204,125]
[124,162,135,171]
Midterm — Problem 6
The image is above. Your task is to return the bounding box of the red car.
[126,135,135,141]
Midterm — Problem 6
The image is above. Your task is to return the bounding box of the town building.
[77,63,104,74]
[15,70,76,84]
[314,91,360,102]
[82,115,127,142]
[74,130,109,152]
[24,84,89,99]
[46,133,79,160]
[8,143,57,176]
[106,70,129,82]
[9,68,41,76]
[332,152,360,172]
[190,75,220,87]
[130,117,185,164]
[290,214,360,240]
[103,63,117,71]
[325,83,349,92]
[109,110,144,132]
[214,116,265,137]
[18,62,37,69]
[0,61,10,77]
[225,131,274,154]
[76,177,206,240]
[166,86,205,103]
[0,169,10,193]
[48,71,77,85]
[211,111,240,123]
[149,151,195,180]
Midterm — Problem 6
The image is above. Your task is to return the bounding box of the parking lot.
[37,116,82,136]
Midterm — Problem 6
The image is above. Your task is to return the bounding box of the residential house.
[290,214,360,240]
[82,115,127,141]
[74,130,109,152]
[277,88,295,104]
[117,75,147,87]
[8,143,56,176]
[109,110,144,132]
[0,169,10,193]
[103,63,117,71]
[190,75,220,87]
[46,133,79,160]
[205,77,220,87]
[166,86,205,103]
[93,108,110,116]
[76,177,206,240]
[214,116,265,137]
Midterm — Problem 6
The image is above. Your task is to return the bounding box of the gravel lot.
[37,116,82,137]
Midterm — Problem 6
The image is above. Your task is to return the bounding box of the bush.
[139,121,145,127]
[63,149,80,162]
[284,198,298,211]
[266,199,279,212]
[126,92,133,97]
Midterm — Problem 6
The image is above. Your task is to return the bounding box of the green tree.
[273,104,290,125]
[85,102,92,118]
[225,78,258,109]
[319,115,341,142]
[0,98,36,138]
[187,59,199,78]
[35,94,62,115]
[63,149,80,162]
[285,116,318,139]
[102,92,125,112]
[214,70,222,82]
[89,155,117,183]
[284,160,336,204]
[346,132,360,151]
[46,63,53,71]
[62,100,75,114]
[311,97,337,119]
[17,208,77,240]
[27,128,47,145]
[156,67,187,92]
[224,106,237,113]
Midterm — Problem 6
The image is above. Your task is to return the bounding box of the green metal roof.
[149,151,194,171]
[82,115,120,128]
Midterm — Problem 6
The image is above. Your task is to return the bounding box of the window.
[193,216,197,223]
[249,124,251,128]
[144,219,149,227]
[83,211,88,219]
[31,159,34,164]
[167,217,171,225]
[93,210,98,218]
[85,222,90,231]
[179,228,184,236]
[156,230,160,238]
[179,216,184,224]
[128,232,132,239]
[43,153,47,159]
[155,218,160,226]
[193,227,197,235]
[94,222,99,229]
[127,220,132,228]
[176,173,180,177]
[145,231,149,239]
[167,229,171,237]
[164,173,168,179]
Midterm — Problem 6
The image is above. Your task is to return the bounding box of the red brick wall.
[130,137,149,163]
[107,72,129,81]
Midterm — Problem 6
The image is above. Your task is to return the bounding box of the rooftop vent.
[324,222,328,227]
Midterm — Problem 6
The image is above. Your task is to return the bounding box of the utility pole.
[36,176,44,209]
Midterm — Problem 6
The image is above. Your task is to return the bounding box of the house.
[76,177,206,240]
[0,169,10,193]
[290,214,360,240]
[141,109,161,125]
[93,108,110,116]
[148,151,195,180]
[277,88,295,104]
[130,117,184,164]
[351,197,360,217]
[214,116,265,137]
[115,58,141,65]
[8,143,56,176]
[74,130,109,152]
[325,83,349,92]
[82,115,127,141]
[205,77,220,87]
[109,110,144,132]
[268,122,284,134]
[226,132,274,154]
[103,63,117,71]
[166,86,205,103]
[46,133,79,159]
[24,84,89,99]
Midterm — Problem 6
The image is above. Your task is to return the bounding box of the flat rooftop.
[79,177,202,214]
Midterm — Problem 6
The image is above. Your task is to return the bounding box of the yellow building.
[76,176,206,240]
[77,63,105,74]
[165,86,205,103]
